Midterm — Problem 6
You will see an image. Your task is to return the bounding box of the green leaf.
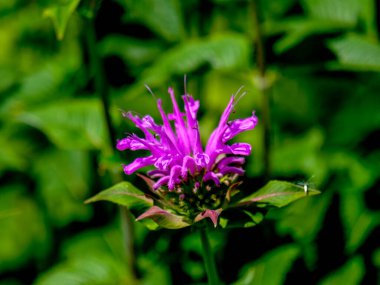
[18,99,107,150]
[86,181,153,214]
[272,192,331,242]
[43,0,81,40]
[237,180,321,208]
[136,206,191,229]
[265,0,361,53]
[270,192,332,268]
[99,35,164,69]
[33,254,131,285]
[118,0,184,41]
[301,0,359,25]
[233,244,300,285]
[271,128,326,178]
[328,34,380,71]
[340,192,379,254]
[265,18,351,54]
[33,149,92,227]
[0,185,51,272]
[61,223,125,261]
[319,256,365,285]
[0,125,30,174]
[141,33,251,85]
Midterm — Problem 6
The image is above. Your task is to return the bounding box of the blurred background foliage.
[0,0,379,284]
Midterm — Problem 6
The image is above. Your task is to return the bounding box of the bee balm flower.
[116,87,258,227]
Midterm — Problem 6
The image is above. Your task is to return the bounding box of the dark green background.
[0,0,379,284]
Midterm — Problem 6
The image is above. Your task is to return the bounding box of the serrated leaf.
[328,34,380,71]
[237,180,320,208]
[85,181,153,214]
[43,0,80,40]
[136,206,190,229]
[18,99,107,150]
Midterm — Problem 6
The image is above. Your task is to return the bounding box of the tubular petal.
[168,165,182,190]
[219,166,245,176]
[116,138,130,151]
[222,113,258,142]
[182,156,197,178]
[203,172,221,186]
[153,176,170,190]
[224,143,252,156]
[195,153,210,167]
[218,156,245,168]
[123,156,155,175]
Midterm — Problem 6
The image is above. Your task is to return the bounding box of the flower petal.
[205,96,234,154]
[153,176,170,190]
[182,155,197,178]
[194,153,210,167]
[168,165,182,190]
[218,156,245,169]
[219,166,245,176]
[224,143,252,156]
[123,156,155,175]
[222,112,258,142]
[168,87,191,154]
[203,172,221,186]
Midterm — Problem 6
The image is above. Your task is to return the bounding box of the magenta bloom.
[117,87,257,189]
[116,87,258,227]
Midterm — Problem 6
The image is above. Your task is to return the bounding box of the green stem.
[200,228,220,285]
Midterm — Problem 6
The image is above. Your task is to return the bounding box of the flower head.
[117,87,258,227]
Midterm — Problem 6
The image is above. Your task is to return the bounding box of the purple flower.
[117,87,258,227]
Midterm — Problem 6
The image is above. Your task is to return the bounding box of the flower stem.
[200,228,220,285]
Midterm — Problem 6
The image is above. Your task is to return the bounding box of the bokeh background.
[1,0,380,284]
